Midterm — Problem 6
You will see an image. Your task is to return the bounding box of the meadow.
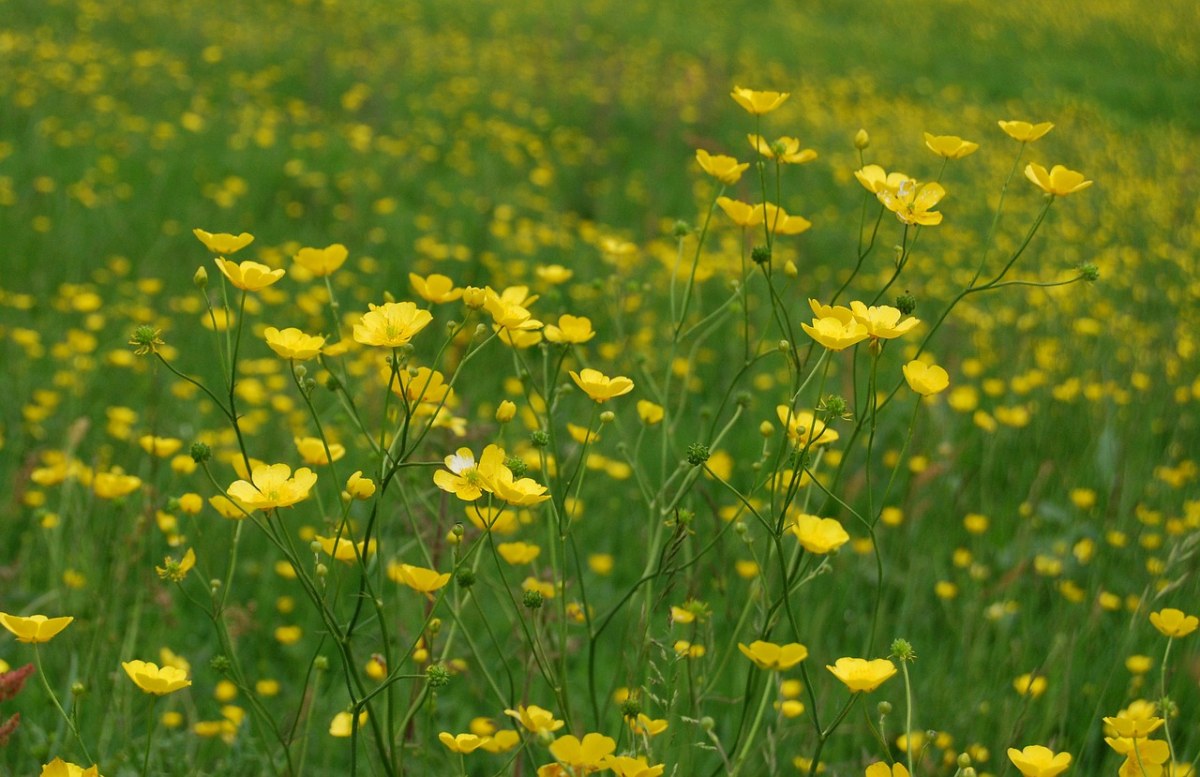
[1,0,1198,775]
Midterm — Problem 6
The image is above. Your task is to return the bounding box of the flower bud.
[495,400,517,423]
[193,266,208,288]
[854,129,870,150]
[599,410,615,424]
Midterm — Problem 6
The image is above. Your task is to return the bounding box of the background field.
[2,0,1198,775]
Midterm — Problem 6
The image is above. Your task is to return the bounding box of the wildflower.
[480,729,521,753]
[827,657,897,692]
[193,228,253,254]
[315,535,375,563]
[865,764,910,777]
[294,437,345,465]
[139,435,183,458]
[715,197,763,228]
[760,202,812,235]
[127,325,165,356]
[628,713,668,736]
[695,149,749,185]
[226,463,318,511]
[1024,164,1093,196]
[923,132,979,159]
[504,704,564,734]
[776,406,839,448]
[491,467,551,506]
[387,562,451,594]
[802,315,869,351]
[789,514,851,554]
[854,165,910,195]
[292,244,348,276]
[264,327,325,360]
[1103,714,1164,738]
[878,180,945,225]
[93,470,142,499]
[408,272,462,304]
[484,290,542,333]
[39,758,102,777]
[604,755,666,777]
[439,732,491,754]
[122,660,191,695]
[345,471,375,500]
[730,86,789,115]
[155,548,196,582]
[1014,673,1047,697]
[570,368,634,403]
[495,400,517,423]
[998,120,1054,142]
[549,733,617,772]
[1149,608,1197,638]
[544,314,596,344]
[0,613,73,643]
[389,365,453,407]
[353,301,433,347]
[434,445,505,501]
[850,301,920,339]
[1006,745,1071,777]
[637,400,664,424]
[329,710,367,737]
[213,258,285,291]
[738,640,808,671]
[748,134,816,164]
[903,361,950,395]
[498,542,541,565]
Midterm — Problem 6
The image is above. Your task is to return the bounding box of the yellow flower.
[92,471,142,499]
[730,86,789,115]
[353,301,433,347]
[902,361,950,395]
[387,562,451,593]
[122,659,191,695]
[226,463,318,511]
[0,612,73,643]
[484,290,542,332]
[776,406,839,448]
[138,435,183,458]
[854,165,910,195]
[865,763,910,777]
[1006,745,1072,777]
[409,272,462,304]
[628,713,668,736]
[549,733,617,771]
[155,548,196,582]
[491,467,551,507]
[747,134,817,164]
[1103,714,1164,738]
[39,758,102,777]
[439,732,491,754]
[802,316,869,351]
[544,314,596,344]
[433,445,505,501]
[695,149,749,185]
[788,514,850,554]
[1149,608,1198,638]
[495,400,517,423]
[315,535,376,563]
[345,471,376,500]
[759,202,812,235]
[716,196,763,228]
[923,132,979,159]
[504,704,564,734]
[293,244,348,276]
[1014,673,1047,697]
[498,541,542,565]
[193,228,253,254]
[329,710,368,737]
[998,120,1054,142]
[604,755,666,777]
[213,258,285,291]
[570,368,634,403]
[264,327,325,360]
[480,729,520,754]
[878,180,945,225]
[294,436,345,465]
[850,301,920,339]
[637,400,664,425]
[1024,164,1093,196]
[826,657,897,692]
[737,640,808,671]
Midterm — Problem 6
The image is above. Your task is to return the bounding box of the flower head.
[850,301,920,340]
[999,120,1054,142]
[122,659,191,695]
[0,613,73,643]
[1150,608,1198,638]
[504,704,564,734]
[1006,745,1072,777]
[788,514,851,554]
[293,244,348,276]
[802,316,869,351]
[544,314,596,344]
[923,132,979,159]
[731,86,789,115]
[214,258,285,291]
[826,657,897,692]
[716,197,763,228]
[748,134,817,164]
[387,562,451,594]
[155,548,196,582]
[353,301,433,347]
[570,369,634,403]
[40,758,102,777]
[878,180,945,226]
[854,165,910,195]
[738,640,808,671]
[865,763,910,777]
[439,731,491,754]
[549,733,617,771]
[902,361,950,395]
[695,149,749,185]
[1024,164,1093,196]
[226,463,318,511]
[193,228,253,254]
[409,273,462,304]
[264,327,325,360]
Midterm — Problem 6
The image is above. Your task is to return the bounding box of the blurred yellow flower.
[0,613,73,643]
[637,400,664,425]
[345,471,376,500]
[854,165,910,195]
[1149,607,1198,638]
[865,763,910,777]
[998,120,1054,142]
[738,640,808,671]
[1024,164,1093,196]
[193,228,253,254]
[549,733,617,771]
[213,258,285,291]
[902,361,950,395]
[748,134,816,164]
[264,327,325,360]
[1013,673,1047,697]
[605,755,665,777]
[293,244,348,276]
[544,314,596,344]
[923,132,979,159]
[387,562,451,593]
[716,196,762,227]
[155,548,196,582]
[730,86,789,115]
[329,710,368,737]
[294,436,345,465]
[1006,744,1071,777]
[695,149,749,185]
[439,732,490,754]
[504,704,564,734]
[409,272,462,304]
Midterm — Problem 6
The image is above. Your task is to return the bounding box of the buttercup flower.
[0,613,73,643]
[854,165,910,195]
[549,733,617,771]
[409,272,462,304]
[226,463,318,511]
[923,132,979,159]
[866,763,910,777]
[544,314,596,344]
[1150,608,1198,638]
[504,704,564,734]
[789,514,851,554]
[122,659,191,695]
[802,316,869,351]
[759,203,812,235]
[329,710,368,737]
[777,406,839,448]
[878,180,945,225]
[1006,745,1071,777]
[294,437,345,465]
[738,640,808,671]
[570,369,634,403]
[40,758,102,777]
[345,471,376,500]
[748,134,816,164]
[387,562,451,594]
[315,535,376,563]
[439,732,490,754]
[999,120,1054,142]
[716,197,763,228]
[826,657,897,692]
[213,258,285,291]
[730,86,789,115]
[353,301,433,347]
[1024,164,1093,196]
[604,754,666,777]
[695,149,749,185]
[193,228,253,254]
[1103,713,1164,738]
[433,445,506,501]
[293,244,348,276]
[850,301,920,340]
[264,327,325,360]
[155,548,196,582]
[903,361,950,395]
